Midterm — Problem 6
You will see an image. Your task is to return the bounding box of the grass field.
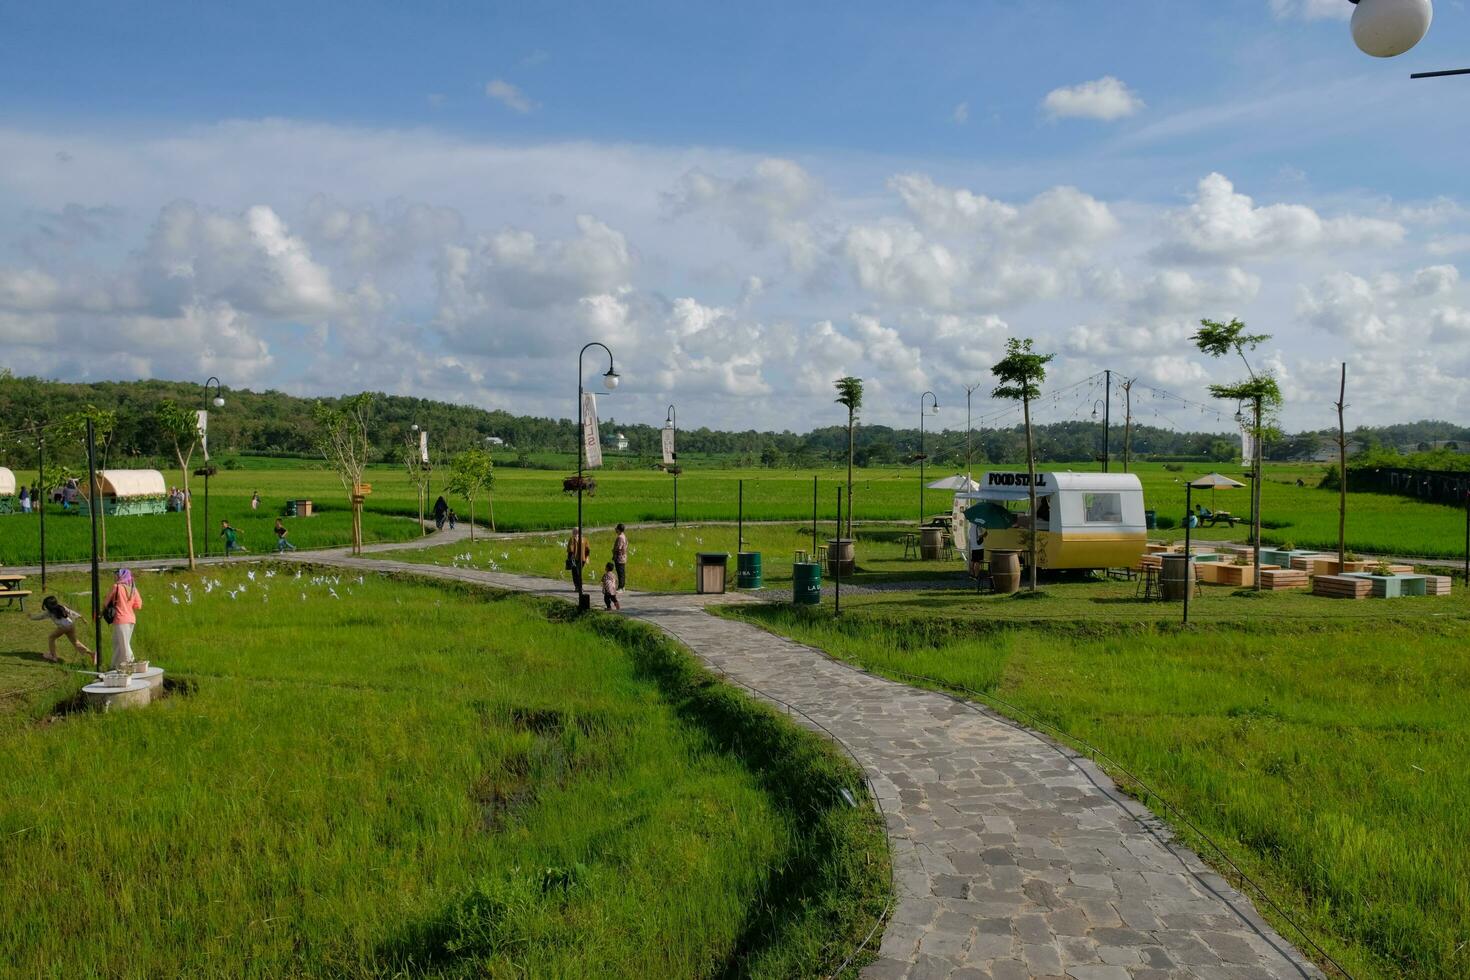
[5,458,1466,564]
[722,583,1470,980]
[0,568,887,977]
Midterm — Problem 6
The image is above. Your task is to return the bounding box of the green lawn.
[5,458,1464,564]
[723,583,1470,980]
[0,568,887,977]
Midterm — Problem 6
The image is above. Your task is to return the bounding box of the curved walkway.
[20,529,1325,978]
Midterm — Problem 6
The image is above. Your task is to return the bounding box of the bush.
[1163,463,1185,473]
[1154,515,1177,530]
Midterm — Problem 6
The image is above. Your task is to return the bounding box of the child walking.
[30,596,95,665]
[601,562,621,611]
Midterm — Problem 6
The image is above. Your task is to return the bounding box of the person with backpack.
[101,568,143,670]
[274,518,296,552]
[30,595,95,665]
[220,520,246,556]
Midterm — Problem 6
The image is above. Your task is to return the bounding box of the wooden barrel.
[826,539,855,578]
[1160,554,1194,600]
[990,551,1022,594]
[919,526,945,560]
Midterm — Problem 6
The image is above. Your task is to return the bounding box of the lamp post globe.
[603,368,620,391]
[212,395,225,408]
[1352,0,1433,58]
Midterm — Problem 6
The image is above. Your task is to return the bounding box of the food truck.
[956,471,1147,571]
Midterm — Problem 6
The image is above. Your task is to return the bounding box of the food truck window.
[1083,492,1123,524]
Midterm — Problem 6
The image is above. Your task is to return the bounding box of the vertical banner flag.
[661,425,675,466]
[197,410,210,461]
[582,392,603,469]
[1240,425,1254,465]
[419,429,430,464]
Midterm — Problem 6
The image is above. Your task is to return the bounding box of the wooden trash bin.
[826,539,855,578]
[989,551,1022,594]
[696,553,729,594]
[919,526,945,560]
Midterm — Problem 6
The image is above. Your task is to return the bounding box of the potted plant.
[561,475,597,495]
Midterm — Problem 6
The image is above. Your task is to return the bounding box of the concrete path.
[312,553,1323,980]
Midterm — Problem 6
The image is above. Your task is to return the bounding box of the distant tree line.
[1,372,1465,470]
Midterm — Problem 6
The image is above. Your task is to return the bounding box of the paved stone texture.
[26,532,1324,980]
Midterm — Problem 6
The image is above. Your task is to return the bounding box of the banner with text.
[661,425,675,466]
[197,410,210,461]
[582,392,603,469]
[419,429,430,464]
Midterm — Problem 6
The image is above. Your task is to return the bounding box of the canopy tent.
[81,469,167,499]
[0,467,14,496]
[926,474,979,491]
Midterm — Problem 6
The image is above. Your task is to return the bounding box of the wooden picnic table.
[0,572,31,611]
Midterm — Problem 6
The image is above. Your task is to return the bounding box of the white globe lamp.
[602,367,620,391]
[1352,0,1433,58]
[212,395,225,408]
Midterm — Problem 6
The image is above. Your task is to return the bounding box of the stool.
[1136,566,1161,600]
[793,550,810,564]
[940,531,955,560]
[816,545,829,564]
[901,533,919,559]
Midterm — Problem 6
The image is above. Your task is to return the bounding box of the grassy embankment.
[0,567,887,978]
[723,583,1470,980]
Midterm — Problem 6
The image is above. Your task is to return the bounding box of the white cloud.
[1042,76,1144,122]
[485,79,538,113]
[951,101,969,125]
[1160,172,1405,261]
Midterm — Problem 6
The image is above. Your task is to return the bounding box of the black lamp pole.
[920,391,938,527]
[665,404,678,528]
[1183,482,1193,626]
[577,343,618,604]
[201,377,224,557]
[86,418,102,665]
[36,426,47,590]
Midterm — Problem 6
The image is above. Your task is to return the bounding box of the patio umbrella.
[926,474,979,491]
[1189,472,1246,511]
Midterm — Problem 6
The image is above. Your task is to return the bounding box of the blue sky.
[2,0,1469,431]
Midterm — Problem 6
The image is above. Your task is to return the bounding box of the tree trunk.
[488,491,496,532]
[419,485,426,536]
[469,497,476,542]
[180,459,196,571]
[1024,393,1038,592]
[846,410,855,539]
[1337,364,1347,570]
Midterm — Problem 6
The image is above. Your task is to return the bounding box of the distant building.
[610,432,629,452]
[485,436,504,446]
[1308,441,1362,463]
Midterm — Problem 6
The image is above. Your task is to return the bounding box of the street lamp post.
[919,391,938,526]
[577,343,619,608]
[201,378,225,557]
[963,384,982,478]
[665,405,678,528]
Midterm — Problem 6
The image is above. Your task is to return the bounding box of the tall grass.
[727,604,1470,979]
[0,569,886,977]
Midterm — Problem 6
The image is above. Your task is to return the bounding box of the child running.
[30,596,95,665]
[601,562,621,611]
[220,520,246,556]
[274,518,297,552]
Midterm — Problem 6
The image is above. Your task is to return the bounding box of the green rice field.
[0,567,887,977]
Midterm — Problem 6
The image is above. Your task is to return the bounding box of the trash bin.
[696,553,729,594]
[285,500,297,517]
[826,538,855,577]
[737,552,763,589]
[1145,509,1156,530]
[793,562,822,605]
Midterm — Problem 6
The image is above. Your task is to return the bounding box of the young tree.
[156,399,202,570]
[1193,318,1282,589]
[991,338,1054,592]
[313,393,374,556]
[445,448,495,542]
[401,427,432,536]
[833,376,864,538]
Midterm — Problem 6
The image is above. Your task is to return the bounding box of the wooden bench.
[1313,575,1372,600]
[0,586,32,610]
[1426,575,1454,596]
[1260,568,1309,591]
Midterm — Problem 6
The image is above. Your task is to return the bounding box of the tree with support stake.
[445,448,494,543]
[991,338,1054,593]
[313,394,374,557]
[155,399,204,571]
[1193,318,1281,591]
[833,377,863,540]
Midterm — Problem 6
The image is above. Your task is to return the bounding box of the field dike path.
[23,529,1324,979]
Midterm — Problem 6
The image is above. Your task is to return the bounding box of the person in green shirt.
[220,520,246,556]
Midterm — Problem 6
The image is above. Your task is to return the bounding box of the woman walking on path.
[274,518,297,552]
[566,529,591,594]
[612,524,629,591]
[102,569,142,670]
[30,596,94,665]
[433,495,448,530]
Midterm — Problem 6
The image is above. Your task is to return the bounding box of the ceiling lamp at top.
[1352,0,1433,58]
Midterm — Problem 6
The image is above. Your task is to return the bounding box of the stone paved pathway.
[320,554,1324,980]
[23,533,1326,978]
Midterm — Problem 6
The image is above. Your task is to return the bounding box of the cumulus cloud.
[1042,76,1144,121]
[485,79,538,113]
[663,158,824,272]
[1159,173,1405,261]
[1296,265,1462,346]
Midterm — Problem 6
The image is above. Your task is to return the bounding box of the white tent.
[926,474,979,491]
[84,469,167,500]
[0,467,14,496]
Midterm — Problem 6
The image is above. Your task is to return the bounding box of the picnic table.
[0,572,31,611]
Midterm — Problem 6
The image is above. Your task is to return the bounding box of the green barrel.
[737,551,763,590]
[792,562,821,605]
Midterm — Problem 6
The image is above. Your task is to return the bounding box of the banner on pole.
[1240,426,1254,465]
[582,392,603,469]
[419,429,430,464]
[196,410,210,461]
[661,426,675,466]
